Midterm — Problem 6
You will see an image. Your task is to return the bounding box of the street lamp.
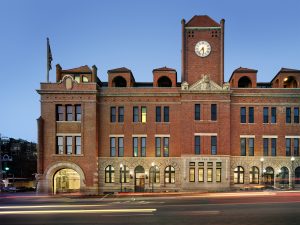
[291,156,295,189]
[151,162,155,193]
[119,163,123,193]
[260,157,264,185]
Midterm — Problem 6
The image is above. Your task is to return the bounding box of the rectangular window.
[156,106,161,122]
[207,162,213,182]
[216,162,222,183]
[271,138,277,156]
[141,137,146,157]
[133,137,138,157]
[286,107,291,123]
[211,104,217,121]
[66,136,72,154]
[118,137,124,157]
[294,107,299,123]
[240,138,246,156]
[155,137,161,157]
[141,106,147,123]
[249,138,254,156]
[248,107,254,123]
[240,107,246,123]
[271,107,276,123]
[56,136,64,154]
[263,107,269,123]
[189,162,195,182]
[118,106,124,122]
[110,107,116,123]
[56,105,64,121]
[263,138,269,156]
[66,105,73,121]
[75,136,81,154]
[164,106,169,122]
[163,137,169,157]
[133,106,139,122]
[195,104,201,120]
[198,162,204,182]
[286,138,291,156]
[211,136,217,155]
[294,138,299,156]
[75,105,81,121]
[195,136,201,155]
[110,137,116,157]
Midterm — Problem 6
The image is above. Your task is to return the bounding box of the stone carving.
[181,81,189,90]
[187,74,226,91]
[60,75,75,90]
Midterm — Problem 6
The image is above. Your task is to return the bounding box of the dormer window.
[112,76,127,87]
[238,76,252,88]
[82,76,89,83]
[74,75,81,83]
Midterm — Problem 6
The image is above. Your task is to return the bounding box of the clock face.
[195,41,211,57]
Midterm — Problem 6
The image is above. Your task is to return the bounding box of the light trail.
[0,208,157,215]
[0,204,104,209]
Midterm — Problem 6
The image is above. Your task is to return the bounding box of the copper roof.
[62,65,92,73]
[186,15,220,27]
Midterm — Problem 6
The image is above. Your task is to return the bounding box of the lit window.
[75,136,81,154]
[207,162,213,182]
[120,165,130,183]
[216,162,222,182]
[133,137,138,157]
[66,136,72,154]
[189,162,195,182]
[56,136,64,154]
[141,106,147,123]
[74,75,81,83]
[234,166,244,184]
[198,162,204,182]
[163,137,169,157]
[82,76,89,83]
[105,165,115,183]
[249,166,259,184]
[165,166,175,183]
[149,166,160,183]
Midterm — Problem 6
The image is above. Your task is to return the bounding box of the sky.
[0,0,300,142]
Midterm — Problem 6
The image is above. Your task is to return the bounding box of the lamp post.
[291,156,295,189]
[151,162,155,193]
[119,163,123,193]
[260,157,264,185]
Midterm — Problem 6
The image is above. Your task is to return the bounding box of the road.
[0,191,300,225]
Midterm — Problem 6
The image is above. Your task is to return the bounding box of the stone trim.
[154,134,170,137]
[132,134,147,137]
[262,135,278,138]
[56,133,81,136]
[285,136,300,138]
[240,135,255,138]
[109,134,125,137]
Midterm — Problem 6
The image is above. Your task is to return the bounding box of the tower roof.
[186,15,220,27]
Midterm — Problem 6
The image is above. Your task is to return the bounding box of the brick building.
[37,15,300,194]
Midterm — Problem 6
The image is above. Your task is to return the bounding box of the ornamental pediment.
[181,75,230,91]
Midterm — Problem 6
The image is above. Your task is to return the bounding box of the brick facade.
[37,15,300,194]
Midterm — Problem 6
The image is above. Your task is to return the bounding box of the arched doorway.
[134,166,145,192]
[295,167,300,185]
[264,167,274,187]
[53,168,80,194]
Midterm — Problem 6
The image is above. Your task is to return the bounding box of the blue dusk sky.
[0,0,300,142]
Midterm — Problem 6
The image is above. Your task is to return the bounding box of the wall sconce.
[130,170,133,179]
[145,172,149,179]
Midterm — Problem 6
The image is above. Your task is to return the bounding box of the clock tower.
[181,15,225,86]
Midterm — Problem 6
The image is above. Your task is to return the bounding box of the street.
[0,191,300,225]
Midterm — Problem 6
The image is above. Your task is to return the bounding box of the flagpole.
[46,38,49,83]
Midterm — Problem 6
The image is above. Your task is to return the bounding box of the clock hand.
[200,47,204,54]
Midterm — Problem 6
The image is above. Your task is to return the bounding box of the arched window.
[279,167,289,185]
[238,76,252,88]
[105,165,115,183]
[82,76,89,83]
[112,76,127,87]
[234,166,244,184]
[249,166,259,184]
[295,167,300,184]
[157,76,172,87]
[165,166,175,183]
[149,166,160,183]
[283,76,297,88]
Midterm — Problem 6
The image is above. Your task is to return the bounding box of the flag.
[47,38,53,71]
